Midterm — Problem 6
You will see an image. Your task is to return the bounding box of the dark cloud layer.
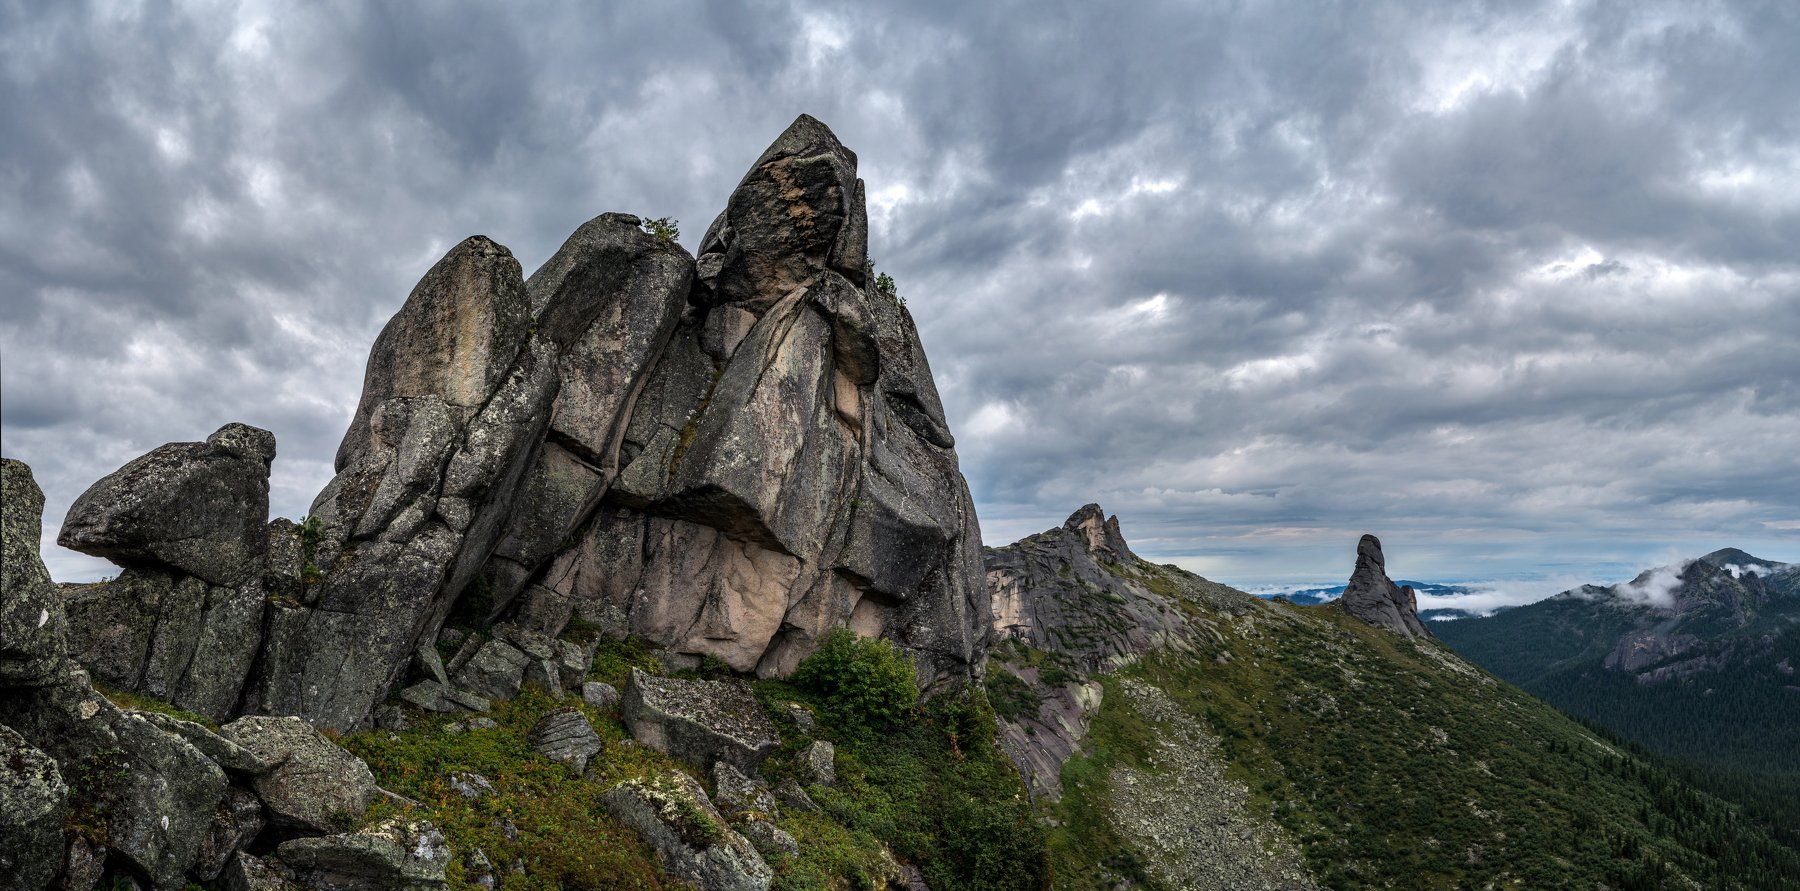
[3,1,1796,598]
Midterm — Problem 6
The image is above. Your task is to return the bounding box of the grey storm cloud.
[2,0,1797,593]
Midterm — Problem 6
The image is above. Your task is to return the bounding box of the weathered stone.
[399,680,452,713]
[451,639,530,701]
[555,640,588,689]
[277,818,451,890]
[737,817,799,859]
[414,644,450,686]
[581,681,621,712]
[602,772,771,891]
[0,723,67,891]
[712,761,778,818]
[623,669,778,772]
[1,459,68,687]
[129,711,275,775]
[218,716,378,834]
[374,704,410,731]
[447,772,496,801]
[222,852,304,891]
[58,423,274,586]
[63,835,108,891]
[445,717,497,733]
[779,702,817,735]
[0,680,230,889]
[527,707,602,772]
[443,689,492,713]
[797,740,835,787]
[774,778,819,813]
[194,787,266,882]
[1340,535,1432,640]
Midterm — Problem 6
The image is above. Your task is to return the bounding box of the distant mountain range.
[1435,548,1800,819]
[1255,580,1502,620]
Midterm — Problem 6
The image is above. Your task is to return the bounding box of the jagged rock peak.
[1062,503,1135,561]
[1341,534,1431,639]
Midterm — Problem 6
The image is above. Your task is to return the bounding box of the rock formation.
[1339,534,1432,639]
[29,114,986,738]
[983,504,1249,798]
[3,458,436,890]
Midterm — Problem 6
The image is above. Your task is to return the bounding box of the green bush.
[640,216,679,242]
[790,629,919,733]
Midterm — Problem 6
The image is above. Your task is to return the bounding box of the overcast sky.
[4,1,1798,600]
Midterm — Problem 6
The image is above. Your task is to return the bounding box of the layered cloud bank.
[3,1,1797,584]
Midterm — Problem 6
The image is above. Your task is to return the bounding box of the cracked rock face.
[1340,534,1432,639]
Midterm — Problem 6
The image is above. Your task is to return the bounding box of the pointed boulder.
[1340,535,1432,639]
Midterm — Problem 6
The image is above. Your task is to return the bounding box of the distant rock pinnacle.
[1340,534,1432,639]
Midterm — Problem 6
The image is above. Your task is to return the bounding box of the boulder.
[712,761,778,818]
[277,818,451,890]
[602,772,771,891]
[797,740,835,787]
[581,681,621,712]
[450,638,530,701]
[58,423,274,586]
[1340,535,1432,639]
[194,787,266,882]
[737,816,799,859]
[129,711,276,776]
[218,716,379,834]
[775,778,820,813]
[1,459,68,687]
[0,723,67,891]
[0,680,231,889]
[527,707,603,772]
[622,669,779,772]
[222,852,305,890]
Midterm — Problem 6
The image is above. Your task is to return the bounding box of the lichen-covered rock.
[712,760,778,820]
[581,681,620,712]
[218,716,378,834]
[602,772,771,891]
[737,816,799,859]
[797,740,835,787]
[0,723,67,891]
[450,638,530,702]
[527,707,602,772]
[129,710,275,776]
[1340,535,1432,639]
[222,851,305,890]
[1,459,68,687]
[58,423,274,586]
[194,787,266,882]
[63,568,265,722]
[0,680,230,889]
[622,669,778,772]
[277,818,451,890]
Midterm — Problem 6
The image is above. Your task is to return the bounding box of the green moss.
[588,636,663,689]
[92,682,218,730]
[342,687,681,890]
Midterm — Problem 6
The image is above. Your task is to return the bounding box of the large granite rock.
[1340,535,1432,639]
[1,459,68,687]
[602,772,771,891]
[58,423,275,586]
[490,115,989,685]
[218,716,379,834]
[0,723,66,891]
[622,669,778,772]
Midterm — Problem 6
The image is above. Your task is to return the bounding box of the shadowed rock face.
[1340,535,1432,639]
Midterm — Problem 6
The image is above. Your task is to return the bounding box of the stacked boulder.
[2,459,447,890]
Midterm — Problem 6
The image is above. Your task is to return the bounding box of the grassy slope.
[1044,577,1800,890]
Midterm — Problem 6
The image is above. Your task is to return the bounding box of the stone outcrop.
[0,723,67,890]
[2,460,67,688]
[983,504,1252,800]
[1339,535,1432,639]
[218,716,381,835]
[622,669,779,773]
[276,818,451,890]
[601,773,771,891]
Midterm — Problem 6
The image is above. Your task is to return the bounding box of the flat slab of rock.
[277,817,451,890]
[622,668,778,772]
[528,707,603,772]
[602,772,771,891]
[219,715,379,833]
